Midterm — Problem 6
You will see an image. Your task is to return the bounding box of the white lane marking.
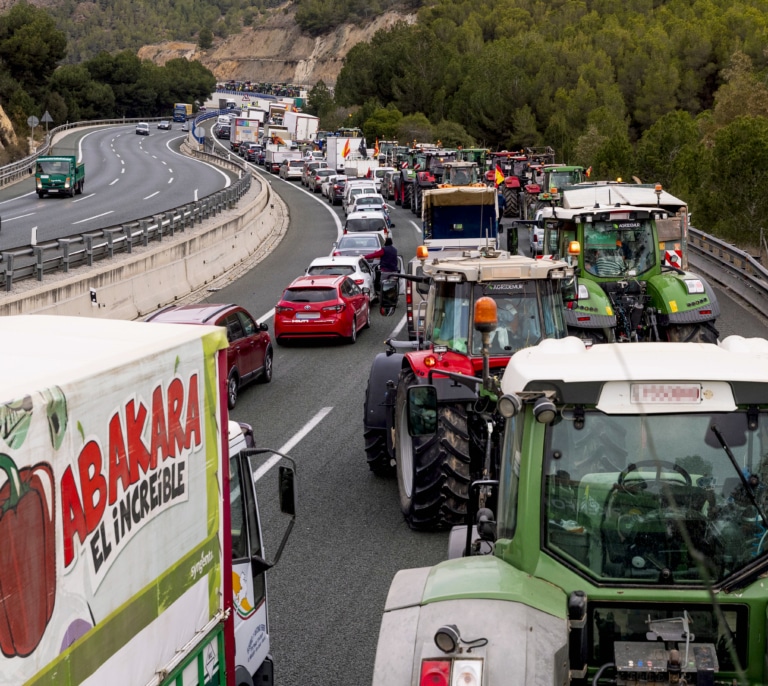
[168,177,173,184]
[162,160,167,165]
[144,191,159,200]
[390,314,407,338]
[72,193,95,202]
[410,219,421,233]
[165,135,231,188]
[252,406,334,481]
[3,212,35,222]
[0,191,36,204]
[121,168,125,174]
[152,155,157,159]
[257,308,275,324]
[72,210,113,225]
[121,159,125,165]
[116,154,120,159]
[109,179,119,185]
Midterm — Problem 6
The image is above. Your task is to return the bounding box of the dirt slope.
[137,8,415,87]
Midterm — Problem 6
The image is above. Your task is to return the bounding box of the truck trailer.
[173,103,193,122]
[0,316,295,686]
[282,111,319,142]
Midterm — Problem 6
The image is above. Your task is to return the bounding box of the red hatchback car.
[274,274,370,344]
[145,303,272,408]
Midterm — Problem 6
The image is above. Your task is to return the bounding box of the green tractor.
[540,183,719,343]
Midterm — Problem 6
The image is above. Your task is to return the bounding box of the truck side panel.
[0,316,228,686]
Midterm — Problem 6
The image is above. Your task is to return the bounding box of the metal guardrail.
[688,227,768,317]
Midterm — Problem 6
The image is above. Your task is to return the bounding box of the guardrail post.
[33,245,46,281]
[202,199,210,221]
[140,219,150,246]
[183,204,193,229]
[153,215,165,241]
[165,211,176,237]
[1,253,12,292]
[103,228,124,258]
[122,224,135,253]
[58,238,76,272]
[83,233,101,266]
[228,187,236,209]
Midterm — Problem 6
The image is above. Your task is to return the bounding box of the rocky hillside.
[137,7,415,87]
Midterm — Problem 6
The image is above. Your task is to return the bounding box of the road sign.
[41,111,53,123]
[27,115,39,128]
[194,126,205,138]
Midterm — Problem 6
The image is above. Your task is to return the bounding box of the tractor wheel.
[394,184,402,206]
[395,369,470,530]
[665,321,719,344]
[502,187,519,218]
[403,184,413,209]
[412,186,420,215]
[364,376,394,476]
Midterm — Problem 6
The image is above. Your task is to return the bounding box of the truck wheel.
[665,321,719,344]
[37,191,45,199]
[395,369,470,530]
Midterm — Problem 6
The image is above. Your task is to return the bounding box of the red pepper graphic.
[0,455,56,657]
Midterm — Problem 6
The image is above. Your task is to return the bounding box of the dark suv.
[145,303,273,408]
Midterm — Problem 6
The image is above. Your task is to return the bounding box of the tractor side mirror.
[407,385,437,436]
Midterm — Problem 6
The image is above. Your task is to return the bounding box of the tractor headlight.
[684,279,705,294]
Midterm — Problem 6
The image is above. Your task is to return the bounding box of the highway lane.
[0,125,236,250]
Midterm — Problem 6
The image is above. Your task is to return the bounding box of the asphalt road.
[0,125,235,250]
[197,147,768,685]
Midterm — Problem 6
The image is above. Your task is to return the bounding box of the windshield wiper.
[711,424,768,531]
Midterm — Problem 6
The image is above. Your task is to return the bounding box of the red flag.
[374,138,380,157]
[366,167,372,179]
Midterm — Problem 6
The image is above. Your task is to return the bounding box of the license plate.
[296,312,320,319]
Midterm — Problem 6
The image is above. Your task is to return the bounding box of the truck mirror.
[407,385,438,436]
[279,466,296,516]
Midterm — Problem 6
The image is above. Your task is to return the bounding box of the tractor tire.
[403,184,413,210]
[502,187,519,218]
[412,186,421,215]
[394,184,402,206]
[665,321,719,344]
[395,369,471,530]
[364,376,394,476]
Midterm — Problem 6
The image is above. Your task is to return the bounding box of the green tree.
[363,106,403,140]
[695,116,768,245]
[635,110,700,187]
[432,119,474,148]
[198,26,214,50]
[306,80,334,118]
[0,1,67,90]
[397,113,433,146]
[49,64,115,121]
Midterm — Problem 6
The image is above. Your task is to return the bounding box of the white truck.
[0,316,295,686]
[283,111,319,142]
[325,136,366,173]
[264,145,301,173]
[230,116,260,152]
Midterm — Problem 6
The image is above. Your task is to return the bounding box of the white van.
[342,180,377,215]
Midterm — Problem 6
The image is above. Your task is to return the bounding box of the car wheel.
[363,303,371,329]
[348,316,358,344]
[257,347,273,383]
[227,371,239,409]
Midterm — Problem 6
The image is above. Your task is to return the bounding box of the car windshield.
[307,265,355,276]
[499,409,768,586]
[37,160,69,174]
[345,218,387,232]
[282,287,337,303]
[582,219,656,277]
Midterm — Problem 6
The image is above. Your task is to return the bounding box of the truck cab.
[35,155,84,198]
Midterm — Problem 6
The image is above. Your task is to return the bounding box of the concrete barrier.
[0,170,289,319]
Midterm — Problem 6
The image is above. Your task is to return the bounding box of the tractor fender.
[402,350,480,403]
[364,351,405,431]
[564,279,617,330]
[372,560,570,686]
[645,271,721,322]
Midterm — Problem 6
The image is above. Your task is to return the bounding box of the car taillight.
[384,228,389,236]
[322,303,345,313]
[275,306,293,314]
[419,660,450,686]
[332,250,341,256]
[354,278,365,284]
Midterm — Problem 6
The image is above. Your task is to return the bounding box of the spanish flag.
[494,165,505,187]
[586,166,592,178]
[342,139,351,159]
[273,135,285,146]
[374,138,380,157]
